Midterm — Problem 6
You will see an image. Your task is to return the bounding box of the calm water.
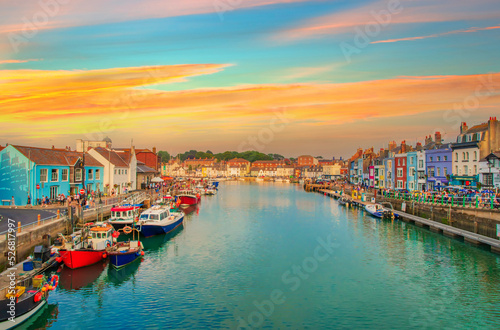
[28,182,500,329]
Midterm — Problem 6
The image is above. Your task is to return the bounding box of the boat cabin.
[88,223,115,250]
[110,205,140,220]
[139,206,171,222]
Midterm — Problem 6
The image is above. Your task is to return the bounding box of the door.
[50,186,58,201]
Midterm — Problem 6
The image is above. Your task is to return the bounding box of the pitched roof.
[12,145,102,167]
[93,147,129,167]
[137,164,157,173]
[465,123,488,134]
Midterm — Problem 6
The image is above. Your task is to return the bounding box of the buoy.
[41,287,47,292]
[48,285,53,290]
[141,251,145,256]
[102,253,107,259]
[34,292,42,302]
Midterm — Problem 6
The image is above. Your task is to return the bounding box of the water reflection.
[17,303,59,330]
[57,261,108,291]
[107,259,141,288]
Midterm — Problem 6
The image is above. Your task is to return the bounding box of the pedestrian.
[27,195,31,206]
[11,196,15,207]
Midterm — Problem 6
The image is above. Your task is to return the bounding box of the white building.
[479,152,500,189]
[88,147,137,194]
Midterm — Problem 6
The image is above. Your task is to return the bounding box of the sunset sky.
[1,0,500,158]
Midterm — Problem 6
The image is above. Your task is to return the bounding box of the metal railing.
[382,191,500,210]
[0,192,149,241]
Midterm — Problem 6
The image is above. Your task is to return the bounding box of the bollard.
[38,214,41,226]
[18,221,21,233]
[57,209,60,219]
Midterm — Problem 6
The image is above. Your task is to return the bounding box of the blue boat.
[108,239,144,269]
[136,205,184,238]
[108,226,144,269]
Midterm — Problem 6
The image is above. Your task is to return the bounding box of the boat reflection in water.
[141,224,184,252]
[107,258,141,288]
[181,204,198,216]
[19,303,59,330]
[57,261,108,291]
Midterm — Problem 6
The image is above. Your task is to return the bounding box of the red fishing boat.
[57,223,117,269]
[177,190,200,207]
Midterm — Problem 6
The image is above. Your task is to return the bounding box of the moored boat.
[136,205,184,238]
[58,223,117,269]
[365,204,385,218]
[108,227,144,269]
[0,274,58,330]
[177,190,200,207]
[108,205,141,230]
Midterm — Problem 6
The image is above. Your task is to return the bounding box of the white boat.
[364,204,385,218]
[136,205,184,237]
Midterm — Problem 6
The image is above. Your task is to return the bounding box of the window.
[455,166,458,174]
[466,152,469,161]
[397,169,403,177]
[455,153,458,162]
[50,169,58,182]
[484,173,493,186]
[462,152,465,161]
[474,151,477,161]
[437,156,440,161]
[40,169,48,182]
[444,167,448,176]
[410,157,414,165]
[114,169,117,175]
[474,165,477,175]
[430,157,433,162]
[428,167,435,177]
[437,167,440,176]
[88,169,93,180]
[95,169,100,180]
[75,168,82,181]
[125,169,127,175]
[444,156,448,161]
[62,169,68,181]
[419,160,424,168]
[464,165,468,175]
[403,159,405,166]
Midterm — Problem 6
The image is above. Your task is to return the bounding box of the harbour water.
[32,182,500,328]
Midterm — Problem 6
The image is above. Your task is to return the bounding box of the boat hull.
[58,249,107,269]
[0,295,46,329]
[108,221,133,231]
[139,215,184,238]
[108,249,142,269]
[178,195,199,206]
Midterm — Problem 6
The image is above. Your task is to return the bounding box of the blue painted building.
[384,156,395,190]
[425,143,452,190]
[406,151,418,191]
[0,145,104,205]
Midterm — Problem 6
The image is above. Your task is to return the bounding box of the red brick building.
[184,158,216,168]
[251,160,283,168]
[298,155,318,167]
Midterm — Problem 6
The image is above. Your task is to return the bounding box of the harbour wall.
[380,197,500,240]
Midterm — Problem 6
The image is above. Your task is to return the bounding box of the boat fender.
[141,250,145,256]
[34,292,42,302]
[102,253,108,259]
[106,240,111,248]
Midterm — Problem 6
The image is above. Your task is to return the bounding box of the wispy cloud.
[372,24,500,44]
[272,0,500,42]
[0,59,40,64]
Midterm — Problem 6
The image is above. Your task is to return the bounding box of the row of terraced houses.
[347,118,500,190]
[0,137,160,206]
[161,156,348,179]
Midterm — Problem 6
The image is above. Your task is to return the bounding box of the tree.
[157,151,170,162]
[206,150,213,155]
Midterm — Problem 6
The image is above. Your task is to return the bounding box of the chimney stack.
[435,132,442,144]
[460,122,468,134]
[153,147,157,154]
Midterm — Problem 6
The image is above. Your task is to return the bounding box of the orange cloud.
[0,59,39,64]
[273,0,500,42]
[1,65,500,141]
[372,25,500,44]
